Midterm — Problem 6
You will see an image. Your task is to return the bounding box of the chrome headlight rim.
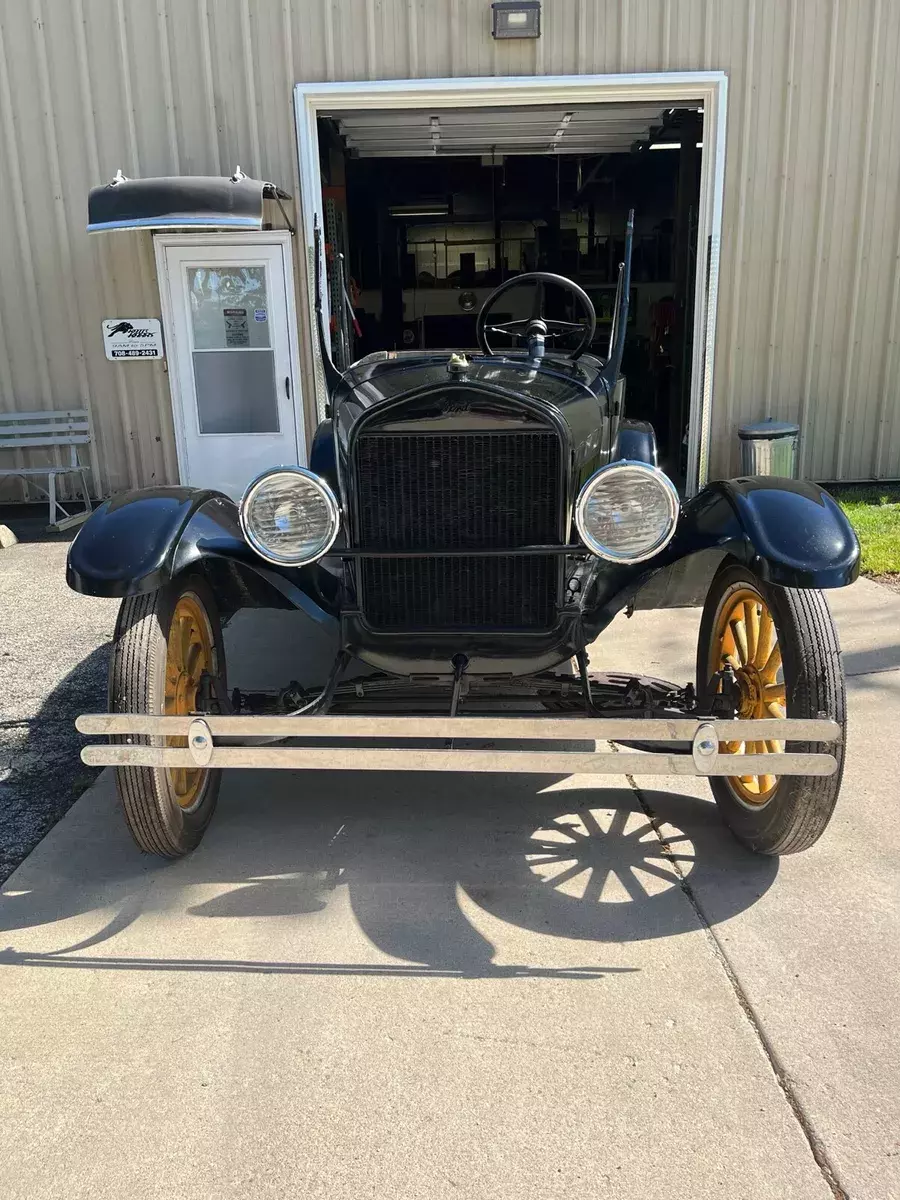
[575,460,680,564]
[239,466,341,567]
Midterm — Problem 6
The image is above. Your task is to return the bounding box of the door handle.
[284,375,291,400]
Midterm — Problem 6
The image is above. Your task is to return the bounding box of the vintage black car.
[69,215,859,860]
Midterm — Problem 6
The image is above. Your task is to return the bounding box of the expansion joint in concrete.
[609,745,850,1200]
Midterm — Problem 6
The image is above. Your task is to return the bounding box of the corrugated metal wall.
[1,0,899,497]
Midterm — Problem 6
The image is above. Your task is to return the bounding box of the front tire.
[697,563,846,855]
[109,575,225,857]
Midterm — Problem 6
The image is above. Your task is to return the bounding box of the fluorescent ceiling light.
[389,203,450,217]
[650,142,704,150]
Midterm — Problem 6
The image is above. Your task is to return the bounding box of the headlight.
[240,467,340,566]
[575,461,679,562]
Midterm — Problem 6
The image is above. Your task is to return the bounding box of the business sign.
[102,318,164,360]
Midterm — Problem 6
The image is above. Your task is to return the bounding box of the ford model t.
[69,213,858,860]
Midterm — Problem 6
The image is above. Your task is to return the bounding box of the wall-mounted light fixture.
[491,1,541,39]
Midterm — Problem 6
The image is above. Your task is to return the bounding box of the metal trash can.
[738,419,800,477]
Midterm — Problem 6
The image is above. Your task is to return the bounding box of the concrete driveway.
[1,580,898,1199]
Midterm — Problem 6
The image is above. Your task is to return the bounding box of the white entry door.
[156,236,303,499]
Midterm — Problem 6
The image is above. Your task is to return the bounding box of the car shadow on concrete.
[0,622,779,977]
[198,769,779,963]
[842,644,900,677]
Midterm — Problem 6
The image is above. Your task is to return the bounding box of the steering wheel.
[476,271,597,360]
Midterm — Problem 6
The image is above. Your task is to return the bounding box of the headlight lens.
[240,467,340,566]
[575,461,679,562]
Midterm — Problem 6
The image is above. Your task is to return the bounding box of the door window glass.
[193,351,279,434]
[185,262,279,435]
[187,265,271,350]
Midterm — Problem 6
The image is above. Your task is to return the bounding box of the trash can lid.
[738,418,800,440]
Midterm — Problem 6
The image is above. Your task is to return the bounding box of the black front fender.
[67,487,231,597]
[584,476,859,630]
[681,476,859,589]
[66,486,338,624]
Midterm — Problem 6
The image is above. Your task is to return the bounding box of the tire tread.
[109,583,221,857]
[698,564,846,856]
[772,584,845,853]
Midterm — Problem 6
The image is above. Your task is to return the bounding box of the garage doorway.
[295,74,727,495]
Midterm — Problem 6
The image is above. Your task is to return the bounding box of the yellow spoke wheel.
[110,576,225,858]
[711,585,785,807]
[164,593,215,809]
[697,564,846,856]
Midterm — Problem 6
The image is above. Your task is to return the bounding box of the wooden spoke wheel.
[712,585,785,803]
[697,563,846,855]
[109,575,225,857]
[164,593,215,810]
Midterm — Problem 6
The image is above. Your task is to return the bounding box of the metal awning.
[87,169,292,233]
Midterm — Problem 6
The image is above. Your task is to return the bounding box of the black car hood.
[334,349,605,408]
[332,350,611,467]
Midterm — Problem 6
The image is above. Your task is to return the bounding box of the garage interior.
[315,101,703,479]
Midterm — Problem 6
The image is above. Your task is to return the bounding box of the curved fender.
[582,476,859,633]
[66,485,338,624]
[611,419,658,466]
[67,487,231,596]
[309,418,338,494]
[679,477,859,589]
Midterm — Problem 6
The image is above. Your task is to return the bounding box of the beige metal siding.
[0,0,899,497]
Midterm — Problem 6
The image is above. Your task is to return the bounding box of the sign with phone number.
[102,318,164,360]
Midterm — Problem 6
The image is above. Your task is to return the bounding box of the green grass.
[833,485,900,575]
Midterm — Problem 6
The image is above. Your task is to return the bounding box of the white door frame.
[153,231,307,487]
[294,72,727,496]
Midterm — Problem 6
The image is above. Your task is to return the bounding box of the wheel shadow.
[293,773,779,961]
[0,759,778,974]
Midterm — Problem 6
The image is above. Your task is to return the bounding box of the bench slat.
[0,409,88,422]
[1,423,90,436]
[0,466,85,476]
[0,435,90,449]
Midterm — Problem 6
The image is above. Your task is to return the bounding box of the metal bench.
[0,409,94,530]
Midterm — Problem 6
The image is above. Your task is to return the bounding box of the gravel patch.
[0,540,119,883]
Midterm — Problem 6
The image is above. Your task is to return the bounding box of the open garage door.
[318,102,701,483]
[294,75,727,494]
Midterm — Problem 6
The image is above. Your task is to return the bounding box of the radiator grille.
[353,430,562,631]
